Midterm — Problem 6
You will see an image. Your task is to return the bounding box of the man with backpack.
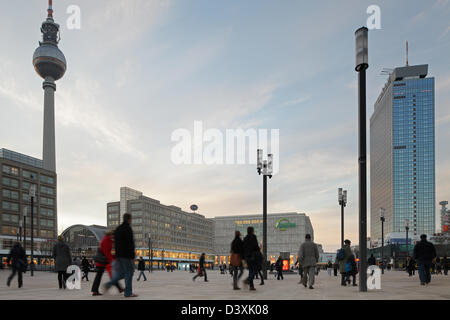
[336,239,352,286]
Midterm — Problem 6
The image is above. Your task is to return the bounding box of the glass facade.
[370,65,435,243]
[392,78,435,235]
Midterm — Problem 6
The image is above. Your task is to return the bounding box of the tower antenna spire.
[406,41,409,66]
[48,0,53,18]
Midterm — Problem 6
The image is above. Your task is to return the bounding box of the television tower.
[33,0,66,172]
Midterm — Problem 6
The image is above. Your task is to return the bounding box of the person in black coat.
[193,253,208,282]
[137,256,147,281]
[243,227,259,290]
[230,230,244,289]
[81,256,90,281]
[6,242,27,288]
[104,213,137,298]
[275,256,284,280]
[368,254,376,266]
[413,234,437,285]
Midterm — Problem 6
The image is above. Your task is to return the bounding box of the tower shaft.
[43,77,56,172]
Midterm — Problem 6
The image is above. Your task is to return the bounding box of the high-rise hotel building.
[370,64,435,242]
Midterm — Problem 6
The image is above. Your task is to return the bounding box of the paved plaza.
[0,269,449,300]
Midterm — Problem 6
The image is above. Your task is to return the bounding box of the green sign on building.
[275,218,296,231]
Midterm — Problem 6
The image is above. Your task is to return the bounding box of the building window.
[23,170,37,180]
[40,175,55,185]
[2,177,19,188]
[2,165,19,176]
[2,201,19,212]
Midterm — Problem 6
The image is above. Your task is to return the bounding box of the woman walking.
[6,242,27,288]
[91,231,123,296]
[53,236,72,289]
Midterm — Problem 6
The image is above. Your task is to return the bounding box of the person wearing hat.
[338,239,353,286]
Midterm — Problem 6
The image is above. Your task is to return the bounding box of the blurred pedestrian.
[327,261,333,276]
[91,230,123,296]
[104,213,138,297]
[242,226,259,291]
[337,239,352,286]
[53,236,72,290]
[230,230,244,290]
[6,242,27,288]
[298,234,319,289]
[192,253,208,282]
[275,256,284,280]
[413,234,437,286]
[137,257,147,281]
[81,256,90,281]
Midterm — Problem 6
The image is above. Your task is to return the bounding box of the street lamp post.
[23,208,27,255]
[405,219,410,257]
[19,217,23,243]
[148,233,153,273]
[380,208,385,274]
[338,188,347,247]
[355,26,369,292]
[257,149,273,280]
[162,249,165,270]
[30,184,36,277]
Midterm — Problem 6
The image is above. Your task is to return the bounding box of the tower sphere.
[33,44,66,81]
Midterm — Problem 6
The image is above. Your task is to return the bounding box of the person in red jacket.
[91,231,124,296]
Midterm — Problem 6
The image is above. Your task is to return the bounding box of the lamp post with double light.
[257,149,273,280]
[338,188,347,247]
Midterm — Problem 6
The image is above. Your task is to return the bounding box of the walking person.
[242,226,259,291]
[346,254,358,286]
[53,236,72,290]
[298,234,319,289]
[327,261,333,276]
[443,256,449,276]
[91,230,124,296]
[230,230,244,290]
[192,253,208,282]
[6,242,27,288]
[275,256,284,280]
[255,248,265,285]
[368,254,376,266]
[104,213,138,298]
[137,257,147,281]
[81,256,90,281]
[407,256,416,276]
[337,239,352,286]
[413,234,437,286]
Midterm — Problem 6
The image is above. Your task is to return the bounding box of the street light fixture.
[380,208,386,274]
[30,183,36,277]
[338,188,348,247]
[405,219,410,257]
[355,26,369,292]
[257,149,273,280]
[147,232,153,273]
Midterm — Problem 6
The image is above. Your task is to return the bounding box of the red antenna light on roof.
[48,0,53,18]
[406,41,409,66]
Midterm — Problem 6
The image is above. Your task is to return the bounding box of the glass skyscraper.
[370,64,435,243]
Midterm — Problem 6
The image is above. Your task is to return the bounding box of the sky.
[0,0,449,252]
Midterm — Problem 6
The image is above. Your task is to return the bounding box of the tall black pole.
[23,215,27,255]
[341,203,344,247]
[262,174,268,280]
[405,227,409,258]
[30,195,35,276]
[381,218,384,274]
[358,68,368,292]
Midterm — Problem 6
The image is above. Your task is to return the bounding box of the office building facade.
[0,149,57,257]
[370,64,435,242]
[107,187,215,268]
[212,212,314,266]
